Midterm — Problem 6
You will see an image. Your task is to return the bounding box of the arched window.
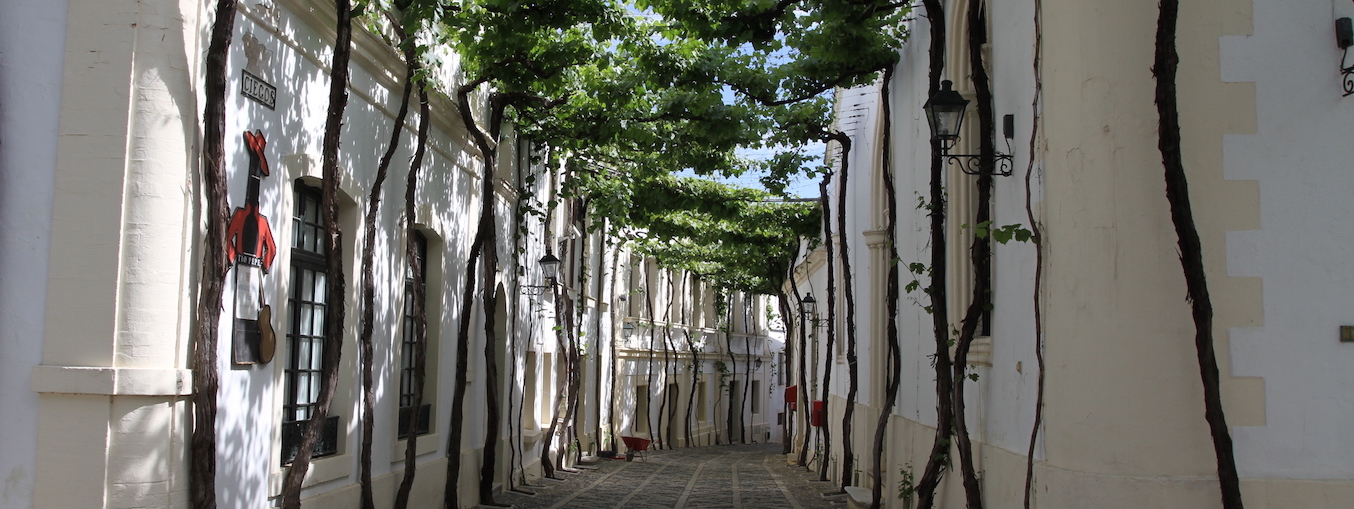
[398,230,432,437]
[281,180,339,464]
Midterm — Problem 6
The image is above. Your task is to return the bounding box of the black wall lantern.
[800,294,817,318]
[924,80,969,152]
[522,252,562,295]
[1338,17,1353,96]
[539,253,561,286]
[924,80,1016,177]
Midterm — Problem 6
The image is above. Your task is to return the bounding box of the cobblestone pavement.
[495,444,849,509]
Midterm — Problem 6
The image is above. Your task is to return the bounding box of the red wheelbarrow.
[620,436,651,462]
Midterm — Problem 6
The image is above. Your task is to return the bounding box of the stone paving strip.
[495,444,847,509]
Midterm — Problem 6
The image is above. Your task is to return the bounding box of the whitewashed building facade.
[791,0,1354,507]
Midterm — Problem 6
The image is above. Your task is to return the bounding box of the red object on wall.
[811,400,826,427]
[784,385,798,410]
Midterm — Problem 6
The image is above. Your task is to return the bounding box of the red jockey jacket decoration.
[227,130,278,365]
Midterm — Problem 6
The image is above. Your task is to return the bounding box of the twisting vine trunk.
[592,222,608,454]
[446,81,508,507]
[280,2,352,507]
[191,2,238,507]
[776,290,794,455]
[741,329,751,444]
[505,138,530,492]
[478,228,504,506]
[477,94,525,507]
[915,1,956,507]
[789,251,812,467]
[817,170,837,481]
[608,239,626,452]
[667,279,682,448]
[359,26,416,509]
[540,260,569,479]
[724,296,738,444]
[682,273,699,448]
[1152,1,1244,507]
[562,222,584,467]
[947,3,995,506]
[657,272,674,450]
[644,263,658,443]
[869,63,903,509]
[1022,0,1046,505]
[563,204,584,468]
[555,254,582,473]
[832,129,861,490]
[682,326,699,448]
[537,179,565,479]
[779,243,802,457]
[393,78,432,509]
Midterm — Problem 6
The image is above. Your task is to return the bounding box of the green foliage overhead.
[369,0,912,295]
[604,175,820,294]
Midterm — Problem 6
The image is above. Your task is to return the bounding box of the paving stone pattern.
[496,444,848,509]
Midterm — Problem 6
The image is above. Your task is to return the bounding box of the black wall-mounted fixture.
[923,80,1016,177]
[521,253,562,295]
[1338,17,1353,96]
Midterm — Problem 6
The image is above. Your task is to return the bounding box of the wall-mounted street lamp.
[622,321,635,337]
[1337,17,1353,96]
[924,80,1016,177]
[521,253,562,295]
[539,253,561,285]
[799,294,817,319]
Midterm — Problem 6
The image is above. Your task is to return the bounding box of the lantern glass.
[924,80,969,142]
[800,295,817,317]
[538,253,561,284]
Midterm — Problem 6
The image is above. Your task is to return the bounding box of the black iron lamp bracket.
[520,284,552,296]
[943,134,1017,177]
[935,114,1018,177]
[1338,18,1354,96]
[944,152,1015,177]
[1343,48,1354,97]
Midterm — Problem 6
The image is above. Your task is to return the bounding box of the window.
[282,182,339,464]
[667,383,680,434]
[524,353,538,426]
[945,0,994,340]
[398,231,432,438]
[635,385,650,434]
[696,380,707,421]
[751,381,762,415]
[540,353,554,420]
[778,352,787,386]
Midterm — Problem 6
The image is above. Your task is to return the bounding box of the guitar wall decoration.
[227,129,278,365]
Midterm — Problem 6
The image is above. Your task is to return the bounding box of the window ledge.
[844,486,872,509]
[523,427,543,446]
[269,451,350,493]
[391,431,441,461]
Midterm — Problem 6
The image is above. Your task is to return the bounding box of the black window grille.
[398,231,432,438]
[282,182,338,463]
[280,416,340,465]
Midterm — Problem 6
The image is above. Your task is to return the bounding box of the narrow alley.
[498,445,847,509]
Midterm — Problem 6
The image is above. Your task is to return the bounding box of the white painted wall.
[207,1,542,505]
[858,0,1046,458]
[1221,0,1354,480]
[800,0,1046,492]
[0,2,68,508]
